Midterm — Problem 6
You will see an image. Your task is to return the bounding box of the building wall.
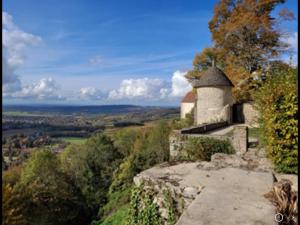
[195,86,234,125]
[180,102,195,119]
[243,102,259,128]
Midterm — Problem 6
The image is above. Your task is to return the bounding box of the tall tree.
[14,150,88,225]
[186,0,294,102]
[209,0,291,73]
[60,134,122,216]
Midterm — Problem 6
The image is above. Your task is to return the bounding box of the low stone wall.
[181,121,228,134]
[243,102,259,128]
[170,125,248,160]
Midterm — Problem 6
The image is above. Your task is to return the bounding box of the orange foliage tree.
[186,0,294,102]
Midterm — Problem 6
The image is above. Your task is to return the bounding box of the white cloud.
[2,11,42,95]
[108,70,191,101]
[169,70,191,97]
[285,32,298,50]
[280,32,298,67]
[79,87,106,100]
[6,77,64,100]
[108,78,169,100]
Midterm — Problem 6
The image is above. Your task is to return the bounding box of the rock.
[133,175,142,186]
[182,186,200,199]
[210,153,248,169]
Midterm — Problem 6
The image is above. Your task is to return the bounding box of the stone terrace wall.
[170,125,248,160]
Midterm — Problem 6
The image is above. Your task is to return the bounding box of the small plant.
[163,189,176,225]
[172,111,194,129]
[126,185,162,225]
[182,137,235,161]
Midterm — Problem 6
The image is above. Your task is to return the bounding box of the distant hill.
[3,104,179,116]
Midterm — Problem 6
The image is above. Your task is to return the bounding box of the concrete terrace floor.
[134,151,290,225]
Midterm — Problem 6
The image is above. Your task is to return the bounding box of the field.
[60,137,88,144]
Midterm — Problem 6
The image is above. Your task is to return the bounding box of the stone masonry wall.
[195,86,234,125]
[170,125,248,160]
[243,102,259,128]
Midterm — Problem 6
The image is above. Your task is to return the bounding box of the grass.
[102,187,132,217]
[96,205,130,225]
[248,128,261,138]
[60,137,87,144]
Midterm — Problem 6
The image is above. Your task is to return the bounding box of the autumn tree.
[187,0,294,102]
[14,150,89,225]
[209,0,292,72]
[185,47,222,81]
[2,184,27,225]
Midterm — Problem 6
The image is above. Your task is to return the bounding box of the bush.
[112,128,139,157]
[109,121,171,194]
[60,134,123,216]
[2,165,23,187]
[126,186,162,225]
[93,205,130,225]
[254,68,298,174]
[182,137,234,161]
[14,150,89,225]
[100,187,132,218]
[171,111,194,129]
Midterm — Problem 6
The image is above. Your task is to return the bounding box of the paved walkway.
[175,167,276,225]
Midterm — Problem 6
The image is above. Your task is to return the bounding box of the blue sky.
[3,0,298,106]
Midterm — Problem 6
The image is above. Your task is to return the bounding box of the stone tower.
[192,66,234,125]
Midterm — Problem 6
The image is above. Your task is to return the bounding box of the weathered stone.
[243,102,259,128]
[182,186,201,199]
[232,125,248,154]
[133,148,299,225]
[175,168,276,225]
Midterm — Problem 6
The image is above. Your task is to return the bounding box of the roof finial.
[212,59,215,67]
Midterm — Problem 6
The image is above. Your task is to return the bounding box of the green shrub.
[126,186,162,225]
[92,205,130,225]
[171,111,194,129]
[182,137,235,161]
[254,68,298,174]
[100,187,132,218]
[112,128,139,158]
[60,134,123,217]
[14,150,89,225]
[109,121,171,194]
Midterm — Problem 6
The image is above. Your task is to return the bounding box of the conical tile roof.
[192,66,234,88]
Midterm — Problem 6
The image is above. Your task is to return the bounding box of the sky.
[3,0,298,106]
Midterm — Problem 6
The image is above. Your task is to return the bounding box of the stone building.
[191,66,235,125]
[180,91,195,119]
